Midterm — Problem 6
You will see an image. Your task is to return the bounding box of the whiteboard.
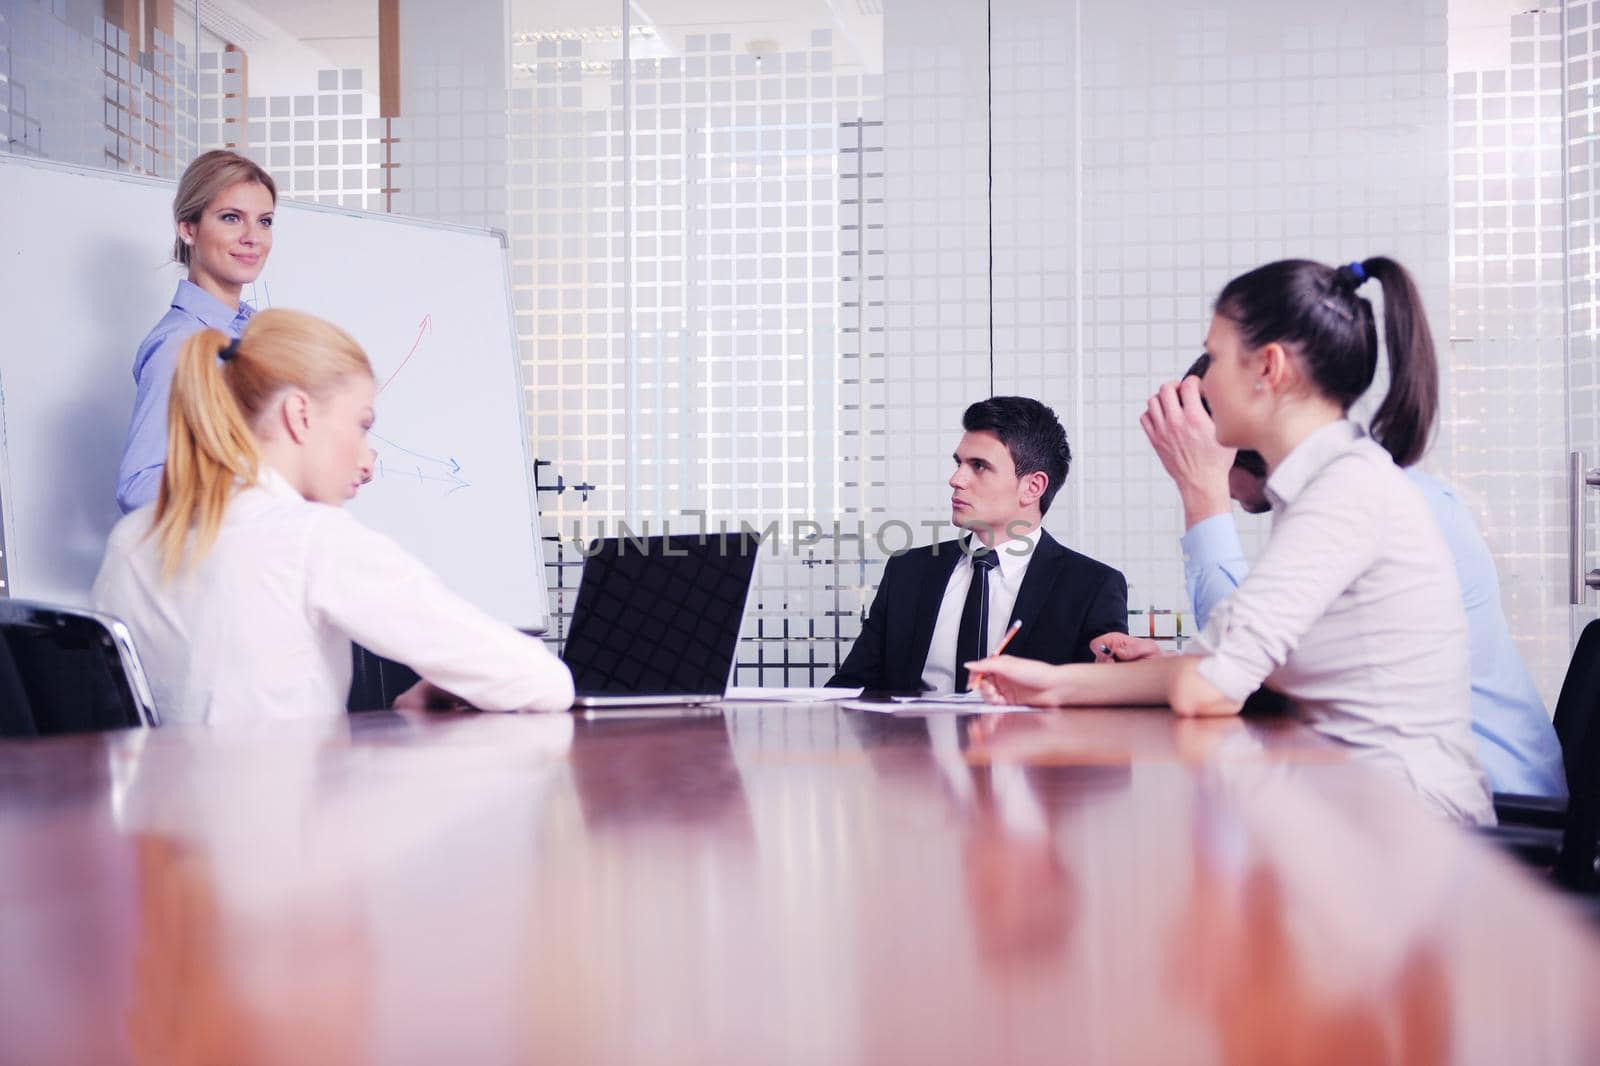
[0,154,549,631]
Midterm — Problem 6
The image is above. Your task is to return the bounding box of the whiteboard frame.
[0,152,550,633]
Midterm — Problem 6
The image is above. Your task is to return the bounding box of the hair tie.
[1335,260,1368,291]
[219,337,241,362]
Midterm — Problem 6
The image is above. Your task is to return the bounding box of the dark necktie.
[954,549,999,693]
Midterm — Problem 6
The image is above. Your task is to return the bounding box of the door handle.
[1570,452,1600,603]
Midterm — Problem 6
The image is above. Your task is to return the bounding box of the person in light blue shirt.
[118,150,277,513]
[1124,356,1567,799]
[120,281,256,511]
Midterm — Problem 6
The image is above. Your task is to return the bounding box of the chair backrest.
[0,600,158,738]
[1551,619,1600,791]
[346,643,420,712]
[1555,679,1600,892]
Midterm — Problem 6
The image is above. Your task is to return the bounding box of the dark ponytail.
[1361,257,1437,468]
[1213,256,1438,467]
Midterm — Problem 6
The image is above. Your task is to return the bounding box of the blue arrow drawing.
[370,432,471,494]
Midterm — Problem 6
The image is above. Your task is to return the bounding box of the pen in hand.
[968,619,1023,691]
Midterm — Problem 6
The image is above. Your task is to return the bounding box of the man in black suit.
[829,396,1128,693]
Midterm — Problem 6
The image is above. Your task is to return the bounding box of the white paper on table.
[891,691,984,704]
[723,686,864,703]
[842,699,1039,715]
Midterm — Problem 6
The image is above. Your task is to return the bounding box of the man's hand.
[1140,376,1235,529]
[1091,632,1164,662]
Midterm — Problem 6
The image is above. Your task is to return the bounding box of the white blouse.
[1195,420,1493,826]
[92,467,573,724]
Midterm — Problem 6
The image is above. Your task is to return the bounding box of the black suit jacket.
[827,531,1128,691]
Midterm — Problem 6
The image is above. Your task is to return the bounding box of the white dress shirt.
[1195,421,1493,825]
[92,467,574,724]
[921,528,1038,694]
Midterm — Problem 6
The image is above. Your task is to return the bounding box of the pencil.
[969,620,1023,690]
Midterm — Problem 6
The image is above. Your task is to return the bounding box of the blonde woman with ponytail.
[93,309,574,723]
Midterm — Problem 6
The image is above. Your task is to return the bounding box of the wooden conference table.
[3,701,1599,1065]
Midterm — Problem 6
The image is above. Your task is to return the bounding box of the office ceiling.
[190,0,881,75]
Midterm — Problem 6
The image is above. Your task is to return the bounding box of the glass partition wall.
[2,0,1591,698]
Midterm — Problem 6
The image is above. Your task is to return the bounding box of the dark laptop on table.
[563,532,759,709]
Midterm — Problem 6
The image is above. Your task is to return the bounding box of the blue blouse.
[117,280,255,513]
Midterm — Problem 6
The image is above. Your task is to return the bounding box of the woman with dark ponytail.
[970,257,1495,825]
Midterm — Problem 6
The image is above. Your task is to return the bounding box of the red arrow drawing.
[378,314,433,394]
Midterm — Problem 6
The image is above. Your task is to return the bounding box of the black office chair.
[1554,702,1600,894]
[0,600,158,738]
[1493,619,1600,829]
[347,643,420,712]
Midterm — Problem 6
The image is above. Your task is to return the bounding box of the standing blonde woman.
[93,309,574,723]
[118,150,278,513]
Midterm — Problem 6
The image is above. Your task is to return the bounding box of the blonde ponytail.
[155,330,261,576]
[153,309,373,577]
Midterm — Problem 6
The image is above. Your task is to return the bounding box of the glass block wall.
[1447,8,1570,701]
